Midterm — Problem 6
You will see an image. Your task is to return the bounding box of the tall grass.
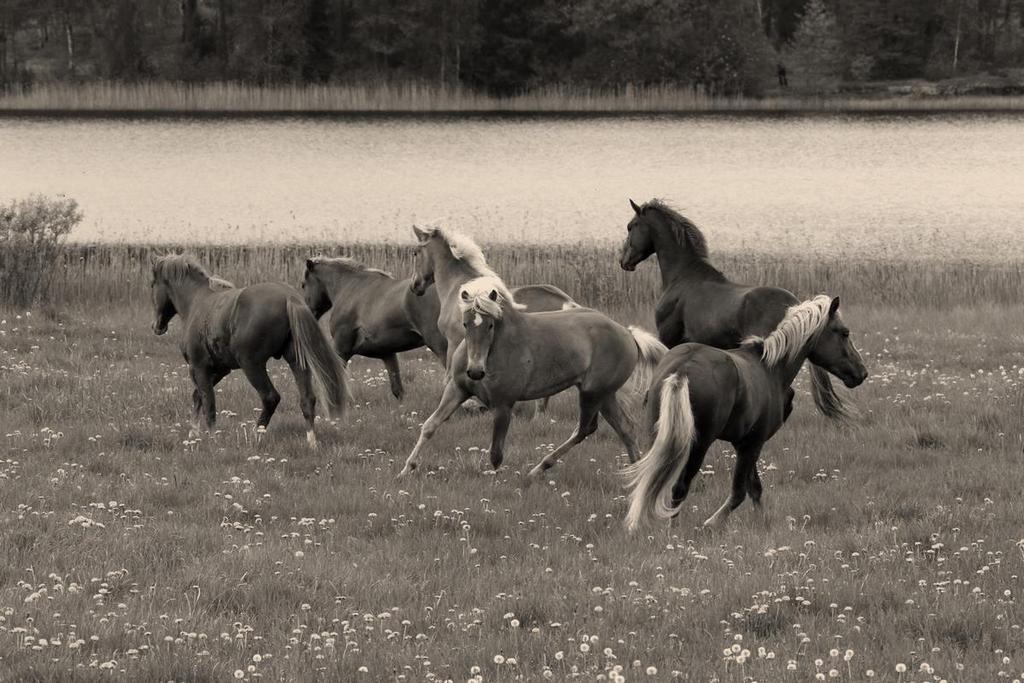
[44,242,1024,312]
[3,81,1024,113]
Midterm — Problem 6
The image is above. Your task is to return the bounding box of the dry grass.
[0,285,1022,680]
[3,82,1024,113]
[48,242,1024,312]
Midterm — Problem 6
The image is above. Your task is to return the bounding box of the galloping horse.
[302,256,447,401]
[410,224,579,371]
[619,199,855,421]
[151,255,350,448]
[304,254,581,402]
[398,275,667,478]
[624,295,867,531]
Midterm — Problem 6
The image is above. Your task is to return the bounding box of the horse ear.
[829,297,841,317]
[305,258,316,271]
[488,289,499,301]
[460,290,470,301]
[629,198,644,216]
[412,225,428,242]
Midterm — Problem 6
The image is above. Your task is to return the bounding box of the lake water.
[1,113,1022,260]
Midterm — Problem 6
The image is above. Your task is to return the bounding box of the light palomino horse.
[150,255,350,448]
[623,295,867,531]
[398,275,667,478]
[302,256,447,401]
[620,199,856,422]
[410,224,579,371]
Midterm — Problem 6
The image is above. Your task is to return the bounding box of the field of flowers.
[1,254,1023,681]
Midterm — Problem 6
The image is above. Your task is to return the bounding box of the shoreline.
[3,82,1024,115]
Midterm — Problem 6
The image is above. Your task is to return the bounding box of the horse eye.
[841,330,850,338]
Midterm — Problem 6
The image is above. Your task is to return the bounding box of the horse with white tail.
[623,295,867,531]
[150,254,350,449]
[398,275,667,479]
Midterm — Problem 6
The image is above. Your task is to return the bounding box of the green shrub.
[0,194,82,309]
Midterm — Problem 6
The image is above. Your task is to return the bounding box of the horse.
[619,198,855,421]
[302,256,447,401]
[623,295,868,531]
[150,254,350,449]
[397,275,668,479]
[410,224,579,371]
[303,255,581,403]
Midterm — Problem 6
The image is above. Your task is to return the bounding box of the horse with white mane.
[398,274,667,479]
[623,295,868,531]
[410,224,579,371]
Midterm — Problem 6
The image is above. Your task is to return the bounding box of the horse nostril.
[467,369,484,380]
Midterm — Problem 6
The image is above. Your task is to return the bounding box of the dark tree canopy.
[1,0,1022,93]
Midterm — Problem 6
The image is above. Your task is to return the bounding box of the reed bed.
[3,81,1024,113]
[42,242,1024,312]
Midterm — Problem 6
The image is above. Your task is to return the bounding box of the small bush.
[0,194,82,309]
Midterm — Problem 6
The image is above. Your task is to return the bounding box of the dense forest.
[1,0,1023,95]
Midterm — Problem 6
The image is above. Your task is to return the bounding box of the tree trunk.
[953,0,962,71]
[65,19,75,73]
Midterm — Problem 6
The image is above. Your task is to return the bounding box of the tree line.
[1,0,1023,95]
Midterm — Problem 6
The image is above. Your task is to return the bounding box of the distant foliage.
[787,0,842,91]
[1,1,1023,95]
[0,195,82,309]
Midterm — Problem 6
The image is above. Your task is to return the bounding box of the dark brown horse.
[619,199,854,421]
[302,257,447,401]
[624,295,867,530]
[151,255,350,448]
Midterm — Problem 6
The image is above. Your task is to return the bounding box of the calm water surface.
[1,113,1021,259]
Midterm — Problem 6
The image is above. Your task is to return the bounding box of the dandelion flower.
[895,663,907,673]
[494,655,505,665]
[233,671,245,680]
[646,666,658,675]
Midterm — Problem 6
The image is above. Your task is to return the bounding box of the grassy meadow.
[1,244,1023,681]
[3,82,1024,114]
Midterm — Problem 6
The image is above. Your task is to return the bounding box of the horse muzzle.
[410,279,427,296]
[466,368,486,381]
[152,321,167,336]
[843,367,868,388]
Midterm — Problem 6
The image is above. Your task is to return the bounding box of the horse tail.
[286,298,351,421]
[622,375,695,531]
[809,364,858,422]
[627,326,669,395]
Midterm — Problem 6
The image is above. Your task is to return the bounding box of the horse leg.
[382,353,405,401]
[398,380,469,478]
[668,438,715,521]
[704,443,763,529]
[240,361,281,433]
[526,392,602,479]
[487,404,514,470]
[190,366,222,437]
[599,394,640,464]
[285,352,318,449]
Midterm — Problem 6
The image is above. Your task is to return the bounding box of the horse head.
[302,258,333,320]
[149,255,177,336]
[460,287,502,381]
[807,297,868,389]
[620,199,656,271]
[410,225,436,295]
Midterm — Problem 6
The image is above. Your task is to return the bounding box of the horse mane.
[742,295,833,367]
[415,224,499,279]
[153,254,233,290]
[457,276,526,319]
[641,199,710,259]
[309,256,394,279]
